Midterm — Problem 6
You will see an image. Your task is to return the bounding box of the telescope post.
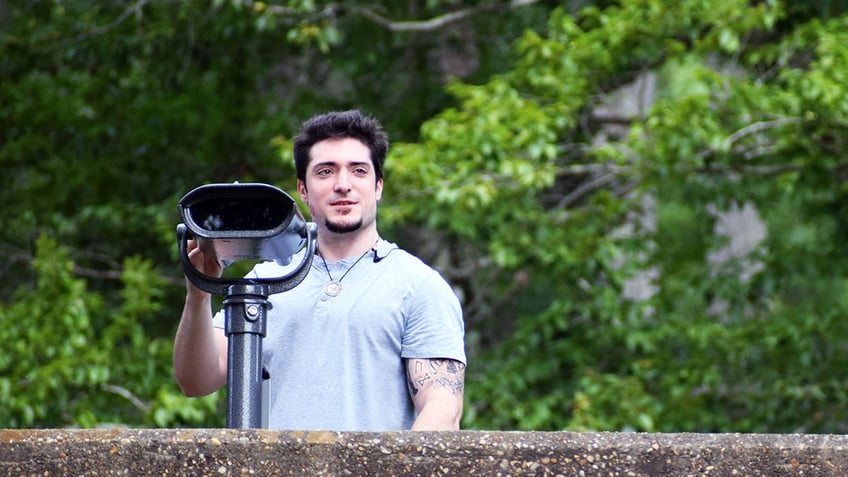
[221,283,270,429]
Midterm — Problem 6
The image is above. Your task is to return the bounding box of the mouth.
[330,200,358,207]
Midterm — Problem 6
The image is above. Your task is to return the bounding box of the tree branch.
[695,163,803,176]
[101,383,151,413]
[725,117,805,149]
[0,242,184,287]
[238,0,540,31]
[695,116,806,162]
[72,265,125,281]
[558,163,628,175]
[354,0,541,32]
[73,0,148,43]
[590,112,640,125]
[555,171,619,211]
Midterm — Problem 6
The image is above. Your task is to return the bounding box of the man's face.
[297,137,383,235]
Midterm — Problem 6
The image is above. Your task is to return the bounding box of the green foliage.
[390,0,848,433]
[0,236,223,427]
[0,0,546,428]
[3,0,848,434]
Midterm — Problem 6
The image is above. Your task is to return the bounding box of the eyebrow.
[311,160,372,170]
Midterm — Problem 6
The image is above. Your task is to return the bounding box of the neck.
[317,228,380,262]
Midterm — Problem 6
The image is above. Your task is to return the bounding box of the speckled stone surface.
[1,429,846,476]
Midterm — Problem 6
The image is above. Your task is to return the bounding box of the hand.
[185,239,223,300]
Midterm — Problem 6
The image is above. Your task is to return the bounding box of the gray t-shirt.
[212,240,466,431]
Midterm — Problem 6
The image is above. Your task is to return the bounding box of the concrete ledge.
[1,429,847,476]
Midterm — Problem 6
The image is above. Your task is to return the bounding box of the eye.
[316,168,333,176]
[353,167,369,176]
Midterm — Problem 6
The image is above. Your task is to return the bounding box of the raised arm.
[173,240,228,396]
[406,358,466,430]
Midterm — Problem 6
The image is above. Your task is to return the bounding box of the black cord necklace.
[318,239,379,296]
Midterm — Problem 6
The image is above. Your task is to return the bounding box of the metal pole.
[222,283,270,429]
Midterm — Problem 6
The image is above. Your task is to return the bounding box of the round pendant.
[324,281,342,296]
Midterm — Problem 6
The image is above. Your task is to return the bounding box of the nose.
[334,169,352,193]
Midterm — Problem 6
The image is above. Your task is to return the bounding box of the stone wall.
[2,429,847,476]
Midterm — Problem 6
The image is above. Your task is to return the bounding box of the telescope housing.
[178,182,307,266]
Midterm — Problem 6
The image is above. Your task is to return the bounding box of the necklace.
[318,239,379,296]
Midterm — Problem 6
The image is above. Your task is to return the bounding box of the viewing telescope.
[177,182,316,293]
[176,182,317,428]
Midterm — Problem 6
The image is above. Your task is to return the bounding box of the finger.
[205,256,224,277]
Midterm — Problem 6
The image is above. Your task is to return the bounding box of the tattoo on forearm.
[406,358,466,397]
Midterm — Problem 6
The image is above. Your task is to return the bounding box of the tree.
[0,0,551,427]
[2,0,847,433]
[387,0,848,432]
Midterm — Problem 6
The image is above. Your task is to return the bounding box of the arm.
[173,240,229,396]
[406,358,466,430]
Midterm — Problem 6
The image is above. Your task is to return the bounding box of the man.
[173,110,467,431]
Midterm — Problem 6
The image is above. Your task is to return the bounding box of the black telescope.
[176,182,317,428]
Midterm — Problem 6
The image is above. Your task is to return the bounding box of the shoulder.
[374,241,444,279]
[375,240,460,301]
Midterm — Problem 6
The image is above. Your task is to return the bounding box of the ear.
[297,179,308,203]
[375,177,384,201]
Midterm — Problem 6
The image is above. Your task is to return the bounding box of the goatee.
[325,218,362,234]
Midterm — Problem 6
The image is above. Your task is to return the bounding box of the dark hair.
[293,110,389,183]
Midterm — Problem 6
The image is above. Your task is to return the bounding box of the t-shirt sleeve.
[400,270,467,365]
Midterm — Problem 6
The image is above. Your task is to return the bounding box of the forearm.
[173,294,227,396]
